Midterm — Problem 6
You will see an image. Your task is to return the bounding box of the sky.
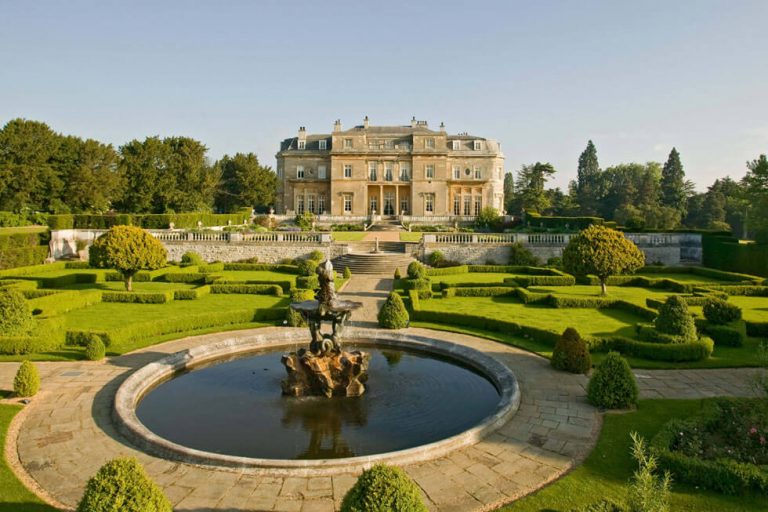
[1,0,767,191]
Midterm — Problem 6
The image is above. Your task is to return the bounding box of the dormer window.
[298,140,305,150]
[297,166,305,179]
[318,139,327,150]
[473,140,482,150]
[452,140,460,150]
[425,138,435,149]
[344,138,353,149]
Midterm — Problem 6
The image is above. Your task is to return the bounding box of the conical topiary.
[587,352,638,409]
[85,335,106,361]
[655,295,697,342]
[394,268,402,280]
[343,266,352,279]
[378,292,409,329]
[0,288,34,336]
[551,327,592,374]
[77,457,171,512]
[341,464,427,512]
[13,360,40,397]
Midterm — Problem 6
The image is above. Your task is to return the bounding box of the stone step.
[333,253,416,275]
[345,241,408,254]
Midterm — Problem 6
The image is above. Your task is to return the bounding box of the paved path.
[0,274,763,512]
[339,273,392,327]
[361,231,401,242]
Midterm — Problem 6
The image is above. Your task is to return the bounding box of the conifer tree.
[576,140,601,215]
[660,148,687,217]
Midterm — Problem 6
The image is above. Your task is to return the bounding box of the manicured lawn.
[533,284,676,306]
[634,271,735,284]
[400,232,423,242]
[502,399,767,511]
[430,273,519,285]
[0,405,57,511]
[330,232,367,241]
[0,226,48,235]
[215,270,298,283]
[728,296,768,322]
[58,281,196,291]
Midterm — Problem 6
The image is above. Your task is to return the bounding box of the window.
[400,198,408,215]
[400,163,410,181]
[474,196,482,215]
[369,162,377,181]
[384,163,393,181]
[307,194,315,213]
[318,165,327,179]
[463,196,471,216]
[474,166,482,179]
[425,193,434,213]
[296,195,305,214]
[318,195,325,214]
[297,165,305,179]
[425,164,434,179]
[297,140,305,150]
[344,164,352,178]
[425,138,435,149]
[343,194,352,213]
[453,165,461,180]
[452,140,460,150]
[318,139,327,150]
[344,138,353,149]
[473,140,482,150]
[453,195,461,215]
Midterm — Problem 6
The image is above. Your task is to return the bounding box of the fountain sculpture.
[282,260,368,397]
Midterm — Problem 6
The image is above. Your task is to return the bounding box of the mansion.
[275,117,505,218]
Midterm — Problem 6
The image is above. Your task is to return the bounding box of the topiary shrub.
[85,335,106,361]
[308,250,325,262]
[654,295,697,342]
[180,251,204,266]
[297,258,319,277]
[340,464,427,512]
[394,268,402,279]
[551,327,592,374]
[13,360,40,397]
[587,352,638,409]
[378,292,409,329]
[428,251,445,267]
[508,242,540,266]
[407,261,426,279]
[343,266,352,279]
[702,298,742,325]
[0,288,34,336]
[77,457,171,512]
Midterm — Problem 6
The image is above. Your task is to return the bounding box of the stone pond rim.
[112,327,521,476]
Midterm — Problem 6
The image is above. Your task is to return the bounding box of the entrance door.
[383,192,395,215]
[370,197,378,214]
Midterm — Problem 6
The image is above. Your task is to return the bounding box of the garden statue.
[282,260,368,397]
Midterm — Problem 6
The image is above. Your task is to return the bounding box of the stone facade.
[275,117,505,218]
[163,242,341,264]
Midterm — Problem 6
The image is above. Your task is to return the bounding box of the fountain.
[282,260,368,397]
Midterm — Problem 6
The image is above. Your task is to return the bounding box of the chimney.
[363,115,369,129]
[439,121,446,133]
[333,119,342,132]
[298,126,306,138]
[411,116,417,128]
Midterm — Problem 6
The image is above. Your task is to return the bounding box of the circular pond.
[136,345,500,460]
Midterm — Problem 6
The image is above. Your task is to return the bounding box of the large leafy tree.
[743,154,768,242]
[163,137,219,212]
[55,136,121,212]
[563,225,645,295]
[516,162,556,213]
[214,153,276,213]
[576,140,601,215]
[660,148,687,220]
[89,225,167,291]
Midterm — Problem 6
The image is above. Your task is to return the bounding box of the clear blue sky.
[2,0,767,191]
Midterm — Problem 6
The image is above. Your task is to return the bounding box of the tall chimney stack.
[363,115,369,129]
[333,119,342,132]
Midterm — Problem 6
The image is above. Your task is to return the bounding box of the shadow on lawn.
[0,503,57,512]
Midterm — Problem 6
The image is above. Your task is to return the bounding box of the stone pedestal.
[282,348,369,398]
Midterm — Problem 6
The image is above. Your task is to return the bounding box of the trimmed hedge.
[210,284,283,296]
[64,261,91,269]
[0,261,66,278]
[102,291,174,304]
[444,287,517,298]
[296,275,319,289]
[0,246,50,270]
[162,272,210,284]
[66,330,110,347]
[699,324,744,347]
[746,321,768,338]
[702,234,768,278]
[27,290,102,316]
[587,352,638,409]
[0,316,67,354]
[173,285,211,300]
[700,285,768,297]
[48,211,250,231]
[222,263,300,274]
[587,336,714,362]
[703,298,742,324]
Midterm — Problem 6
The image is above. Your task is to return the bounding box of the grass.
[330,232,367,241]
[502,399,767,511]
[634,271,731,283]
[0,226,48,235]
[0,405,57,511]
[400,232,423,242]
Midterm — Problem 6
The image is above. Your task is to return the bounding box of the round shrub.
[308,250,325,262]
[13,360,40,397]
[587,352,638,409]
[341,464,427,512]
[297,258,319,277]
[655,295,697,342]
[77,457,171,512]
[85,335,106,361]
[428,251,445,267]
[378,292,409,329]
[551,327,592,374]
[702,298,742,325]
[407,261,426,279]
[343,266,352,279]
[0,288,34,336]
[508,242,539,266]
[180,251,204,266]
[394,268,402,280]
[285,307,306,327]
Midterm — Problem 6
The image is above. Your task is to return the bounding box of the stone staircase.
[369,218,404,232]
[334,241,416,274]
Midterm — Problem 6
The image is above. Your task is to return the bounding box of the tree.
[89,225,167,291]
[516,162,556,213]
[503,172,515,214]
[162,136,219,212]
[660,148,687,220]
[744,154,768,242]
[55,136,121,212]
[563,225,645,295]
[214,153,276,213]
[576,140,602,215]
[474,206,501,231]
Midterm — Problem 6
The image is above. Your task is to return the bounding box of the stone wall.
[163,242,341,263]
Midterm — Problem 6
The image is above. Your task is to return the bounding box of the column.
[379,185,384,217]
[395,185,400,216]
